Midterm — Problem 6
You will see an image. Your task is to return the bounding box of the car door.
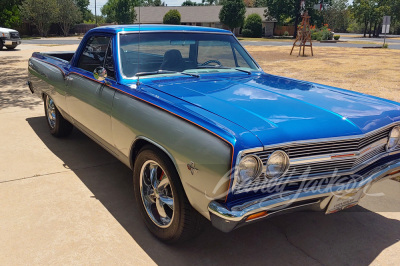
[66,35,116,146]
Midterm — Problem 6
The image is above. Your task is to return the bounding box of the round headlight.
[266,150,290,178]
[387,126,400,151]
[238,155,262,183]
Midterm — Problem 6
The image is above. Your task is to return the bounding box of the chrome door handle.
[65,76,73,81]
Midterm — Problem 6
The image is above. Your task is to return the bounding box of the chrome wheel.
[140,160,174,228]
[45,96,56,129]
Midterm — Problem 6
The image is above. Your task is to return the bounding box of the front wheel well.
[129,138,178,173]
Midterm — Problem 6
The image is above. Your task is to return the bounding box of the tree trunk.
[375,23,381,37]
[363,17,367,37]
[368,21,372,38]
[293,0,302,39]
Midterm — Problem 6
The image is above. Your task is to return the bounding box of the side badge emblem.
[187,161,198,175]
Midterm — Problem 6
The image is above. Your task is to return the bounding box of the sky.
[88,0,202,16]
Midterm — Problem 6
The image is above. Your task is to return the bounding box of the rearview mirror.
[94,66,107,81]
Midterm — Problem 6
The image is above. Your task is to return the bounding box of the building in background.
[134,6,275,36]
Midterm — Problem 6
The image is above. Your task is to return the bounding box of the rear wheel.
[44,94,73,137]
[133,146,205,243]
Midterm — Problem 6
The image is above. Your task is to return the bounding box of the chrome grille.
[234,124,399,193]
[10,32,19,39]
[287,140,359,158]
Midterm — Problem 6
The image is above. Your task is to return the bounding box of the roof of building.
[134,6,270,24]
[90,24,232,34]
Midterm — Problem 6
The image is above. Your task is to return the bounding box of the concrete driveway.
[1,43,400,265]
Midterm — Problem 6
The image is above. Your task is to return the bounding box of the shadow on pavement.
[0,56,42,110]
[27,116,400,265]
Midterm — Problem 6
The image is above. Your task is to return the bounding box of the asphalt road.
[1,43,399,265]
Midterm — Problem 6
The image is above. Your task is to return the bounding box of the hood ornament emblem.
[187,161,198,175]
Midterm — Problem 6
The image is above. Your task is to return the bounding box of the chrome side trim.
[118,30,233,35]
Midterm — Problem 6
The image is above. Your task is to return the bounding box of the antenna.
[136,3,141,86]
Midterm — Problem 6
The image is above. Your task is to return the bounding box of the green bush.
[382,43,389,49]
[311,24,333,41]
[283,31,289,36]
[163,9,181,25]
[243,13,262,38]
[242,29,253,37]
[334,35,340,40]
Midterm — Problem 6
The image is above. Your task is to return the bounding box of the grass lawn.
[245,45,400,103]
[238,37,293,42]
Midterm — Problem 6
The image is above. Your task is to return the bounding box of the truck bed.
[39,51,75,62]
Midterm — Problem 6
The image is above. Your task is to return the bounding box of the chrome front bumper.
[3,39,21,46]
[208,159,400,232]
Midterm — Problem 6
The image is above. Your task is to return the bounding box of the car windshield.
[119,32,258,78]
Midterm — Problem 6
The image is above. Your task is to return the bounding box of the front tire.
[44,94,73,137]
[6,46,16,50]
[133,146,204,243]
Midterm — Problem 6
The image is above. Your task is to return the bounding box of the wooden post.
[290,11,313,56]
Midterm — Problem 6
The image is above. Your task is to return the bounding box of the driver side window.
[77,36,110,73]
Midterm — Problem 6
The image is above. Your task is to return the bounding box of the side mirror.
[94,66,107,81]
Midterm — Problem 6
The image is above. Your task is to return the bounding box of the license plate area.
[326,189,363,214]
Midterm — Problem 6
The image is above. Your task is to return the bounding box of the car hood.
[143,73,400,146]
[0,27,18,33]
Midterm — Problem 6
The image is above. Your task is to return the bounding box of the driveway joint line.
[0,161,120,184]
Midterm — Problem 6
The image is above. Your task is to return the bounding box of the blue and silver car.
[27,25,400,243]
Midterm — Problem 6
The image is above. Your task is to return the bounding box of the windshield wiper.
[135,70,199,78]
[135,70,177,76]
[196,66,251,75]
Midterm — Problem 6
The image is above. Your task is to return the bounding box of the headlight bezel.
[386,126,400,151]
[265,150,290,179]
[237,154,263,183]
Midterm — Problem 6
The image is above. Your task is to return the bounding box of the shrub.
[163,9,181,25]
[283,31,289,36]
[383,43,389,49]
[334,35,340,40]
[242,29,253,37]
[310,24,333,41]
[243,13,262,38]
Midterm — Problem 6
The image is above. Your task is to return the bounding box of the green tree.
[57,0,82,36]
[219,0,246,32]
[163,9,181,25]
[142,0,165,6]
[101,0,137,24]
[351,0,393,37]
[323,0,350,32]
[243,13,263,37]
[0,0,22,28]
[20,0,58,36]
[74,0,92,22]
[182,0,198,5]
[263,0,320,37]
[202,0,220,5]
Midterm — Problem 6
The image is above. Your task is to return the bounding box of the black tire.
[44,94,73,137]
[6,46,16,50]
[133,145,205,243]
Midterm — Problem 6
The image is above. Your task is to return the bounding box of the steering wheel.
[200,60,222,66]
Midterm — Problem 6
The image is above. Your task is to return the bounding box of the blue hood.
[143,73,400,146]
